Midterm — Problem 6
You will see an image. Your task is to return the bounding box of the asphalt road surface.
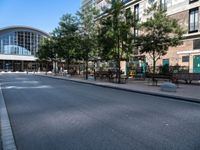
[1,73,200,150]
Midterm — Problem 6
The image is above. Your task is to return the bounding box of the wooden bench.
[146,74,172,86]
[95,71,111,80]
[173,73,200,84]
[109,76,128,84]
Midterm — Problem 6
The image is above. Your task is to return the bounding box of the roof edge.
[0,25,50,37]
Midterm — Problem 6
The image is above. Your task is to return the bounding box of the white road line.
[0,84,17,150]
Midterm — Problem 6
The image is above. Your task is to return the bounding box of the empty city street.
[0,73,200,150]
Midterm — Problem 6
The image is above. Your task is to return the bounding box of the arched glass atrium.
[0,26,49,71]
[0,26,49,56]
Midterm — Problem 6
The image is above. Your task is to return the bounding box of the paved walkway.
[0,122,2,150]
[0,83,17,150]
[36,73,200,103]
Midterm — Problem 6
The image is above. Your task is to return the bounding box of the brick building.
[157,0,200,73]
[84,0,200,73]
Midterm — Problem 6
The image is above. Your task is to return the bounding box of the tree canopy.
[136,4,185,74]
[97,0,136,82]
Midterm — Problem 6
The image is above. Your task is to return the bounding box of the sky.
[0,0,81,33]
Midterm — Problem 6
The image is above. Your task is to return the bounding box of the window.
[134,4,139,21]
[189,0,198,4]
[122,0,131,4]
[148,0,155,4]
[182,56,190,62]
[189,8,199,33]
[193,39,200,49]
[134,4,139,37]
[134,28,139,37]
[160,0,167,10]
[163,59,169,66]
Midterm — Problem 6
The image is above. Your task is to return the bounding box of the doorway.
[193,55,200,73]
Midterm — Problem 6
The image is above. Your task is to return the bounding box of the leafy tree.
[98,0,136,83]
[136,4,185,74]
[77,5,99,79]
[37,38,59,73]
[52,14,79,72]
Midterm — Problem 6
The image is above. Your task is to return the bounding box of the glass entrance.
[13,61,22,71]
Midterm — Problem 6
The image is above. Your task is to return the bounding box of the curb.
[35,74,200,104]
[0,84,17,150]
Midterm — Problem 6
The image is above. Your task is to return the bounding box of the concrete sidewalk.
[0,122,2,150]
[36,73,200,103]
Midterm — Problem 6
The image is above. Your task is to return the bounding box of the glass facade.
[0,28,48,56]
[0,26,49,72]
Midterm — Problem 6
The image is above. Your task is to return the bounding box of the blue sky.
[0,0,81,33]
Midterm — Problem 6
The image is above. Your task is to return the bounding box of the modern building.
[94,0,200,73]
[81,0,95,11]
[0,26,49,72]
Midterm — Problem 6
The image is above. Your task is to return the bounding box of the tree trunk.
[67,58,70,75]
[85,59,88,80]
[117,34,121,84]
[78,62,81,75]
[152,51,156,75]
[94,61,96,81]
[45,62,48,75]
[85,52,89,80]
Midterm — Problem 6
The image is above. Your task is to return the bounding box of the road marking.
[0,84,17,150]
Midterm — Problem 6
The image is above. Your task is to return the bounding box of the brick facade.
[85,0,200,73]
[147,5,200,73]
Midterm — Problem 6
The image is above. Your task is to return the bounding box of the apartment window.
[189,0,198,4]
[189,8,199,33]
[134,28,139,37]
[134,4,139,38]
[182,56,190,62]
[193,39,200,49]
[134,4,139,21]
[122,0,131,4]
[160,0,167,10]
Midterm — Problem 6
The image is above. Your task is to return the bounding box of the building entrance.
[13,61,22,71]
[3,60,13,71]
[193,55,200,73]
[0,60,38,72]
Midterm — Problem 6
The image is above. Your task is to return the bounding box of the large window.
[189,0,198,4]
[182,56,190,62]
[189,8,199,33]
[134,4,139,21]
[134,4,139,37]
[193,39,200,49]
[160,0,167,10]
[0,31,45,56]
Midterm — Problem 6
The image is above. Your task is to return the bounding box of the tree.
[52,14,79,73]
[136,4,185,74]
[37,38,59,73]
[77,5,99,80]
[98,0,136,83]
